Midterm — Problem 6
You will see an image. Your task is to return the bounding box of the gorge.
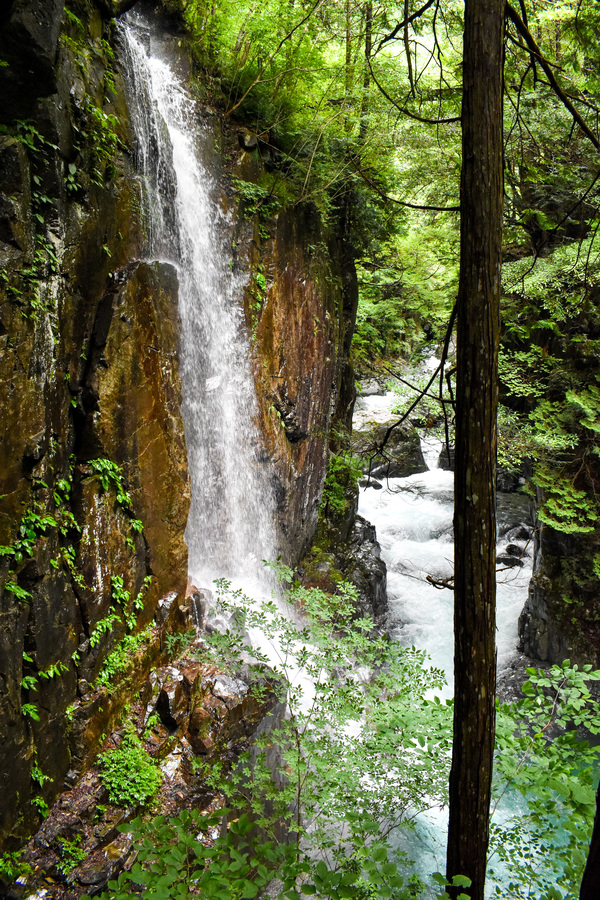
[1,0,600,898]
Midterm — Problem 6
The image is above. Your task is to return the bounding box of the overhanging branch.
[505,2,600,154]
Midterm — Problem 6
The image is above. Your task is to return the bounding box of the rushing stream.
[354,388,536,882]
[120,14,277,593]
[355,389,534,696]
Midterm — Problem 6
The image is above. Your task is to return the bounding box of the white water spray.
[355,384,535,890]
[120,16,277,591]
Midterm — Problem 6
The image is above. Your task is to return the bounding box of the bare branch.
[367,56,461,125]
[352,161,460,211]
[505,2,600,154]
[365,303,457,469]
[376,0,436,53]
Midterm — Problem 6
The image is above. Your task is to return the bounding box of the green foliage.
[56,835,87,876]
[164,629,197,656]
[89,611,121,649]
[354,224,458,366]
[88,568,600,899]
[0,849,32,884]
[0,121,62,318]
[82,547,600,899]
[98,728,162,808]
[21,703,40,721]
[92,568,450,899]
[498,229,600,600]
[29,752,53,818]
[490,660,600,898]
[94,626,153,693]
[89,458,132,508]
[186,571,449,892]
[232,177,282,220]
[320,452,363,518]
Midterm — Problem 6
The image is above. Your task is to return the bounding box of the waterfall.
[119,14,276,590]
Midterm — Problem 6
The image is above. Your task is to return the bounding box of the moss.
[319,452,361,522]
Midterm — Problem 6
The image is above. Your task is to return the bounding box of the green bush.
[98,730,162,808]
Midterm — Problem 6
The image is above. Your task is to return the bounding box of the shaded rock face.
[0,0,66,123]
[353,422,427,481]
[298,478,387,624]
[249,203,357,563]
[0,2,190,846]
[518,519,600,668]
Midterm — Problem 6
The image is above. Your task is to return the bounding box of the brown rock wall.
[0,5,190,846]
[251,204,356,562]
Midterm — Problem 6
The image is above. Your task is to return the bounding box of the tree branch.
[353,161,460,211]
[505,2,600,154]
[224,0,326,118]
[376,0,436,52]
[367,56,461,124]
[365,303,457,470]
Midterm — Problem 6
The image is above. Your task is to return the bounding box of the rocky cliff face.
[518,517,600,668]
[0,0,189,846]
[0,0,361,850]
[246,203,357,563]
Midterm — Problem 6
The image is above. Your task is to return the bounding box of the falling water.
[119,14,276,590]
[119,18,543,892]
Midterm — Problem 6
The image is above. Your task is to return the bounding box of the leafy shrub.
[99,730,161,808]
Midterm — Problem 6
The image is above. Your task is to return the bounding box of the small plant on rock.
[98,728,161,809]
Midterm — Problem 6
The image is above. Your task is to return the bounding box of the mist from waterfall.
[119,15,277,591]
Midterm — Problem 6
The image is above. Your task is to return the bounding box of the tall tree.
[581,787,600,899]
[446,0,504,897]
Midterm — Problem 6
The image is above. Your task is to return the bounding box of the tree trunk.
[580,786,600,899]
[446,1,504,898]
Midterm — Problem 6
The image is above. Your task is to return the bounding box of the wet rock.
[518,519,600,668]
[250,201,356,563]
[496,554,524,568]
[353,421,427,479]
[518,574,572,663]
[188,584,211,631]
[155,591,179,624]
[0,0,64,122]
[343,516,388,619]
[358,379,385,397]
[156,672,188,731]
[212,675,249,709]
[505,524,533,545]
[438,443,455,471]
[497,468,526,492]
[497,492,534,537]
[299,512,387,622]
[359,476,382,490]
[188,706,214,754]
[505,543,525,557]
[238,129,259,151]
[75,834,134,886]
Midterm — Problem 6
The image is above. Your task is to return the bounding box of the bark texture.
[580,786,600,899]
[446,0,504,897]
